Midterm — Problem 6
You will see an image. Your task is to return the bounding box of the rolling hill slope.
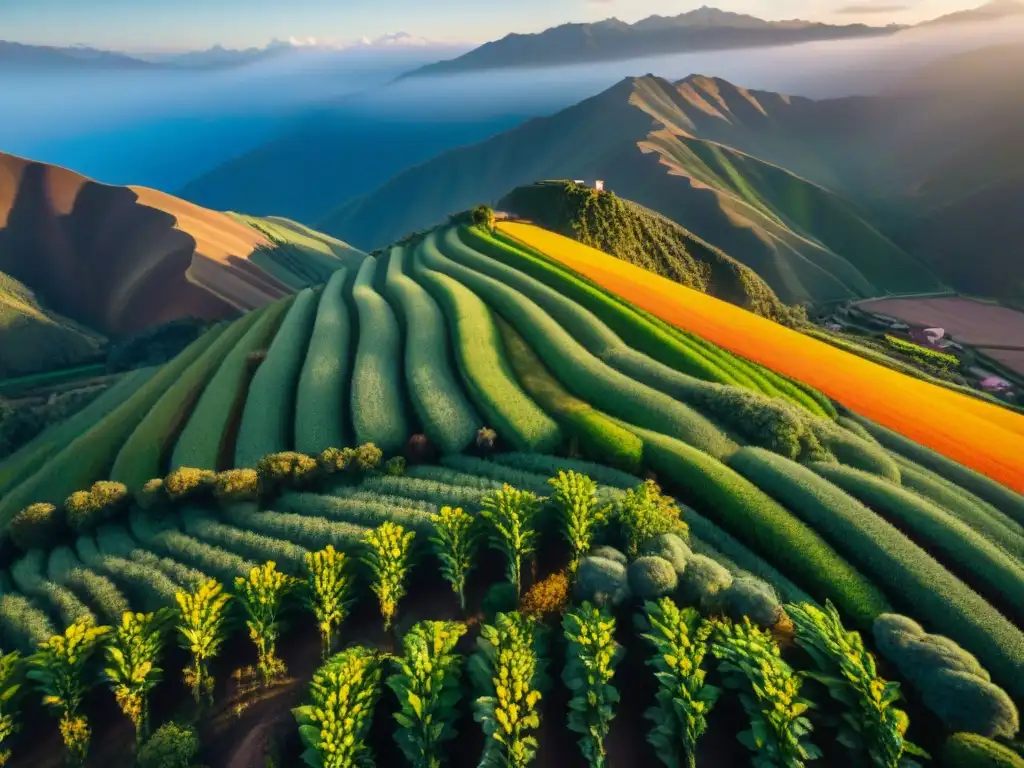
[2,216,1022,714]
[0,152,365,371]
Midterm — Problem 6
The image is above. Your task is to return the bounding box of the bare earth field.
[856,296,1024,349]
[981,348,1024,376]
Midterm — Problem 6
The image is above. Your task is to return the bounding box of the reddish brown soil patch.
[857,296,1024,350]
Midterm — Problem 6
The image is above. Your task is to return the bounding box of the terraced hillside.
[3,215,1022,725]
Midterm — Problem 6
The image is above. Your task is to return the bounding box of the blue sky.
[1,0,978,50]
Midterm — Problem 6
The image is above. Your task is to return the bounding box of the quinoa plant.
[429,506,478,611]
[480,484,542,596]
[175,579,231,706]
[303,545,356,658]
[103,609,173,746]
[0,651,22,766]
[235,561,298,684]
[362,522,415,631]
[548,471,610,574]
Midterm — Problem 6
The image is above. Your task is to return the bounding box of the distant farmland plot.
[856,296,1024,352]
[982,349,1024,377]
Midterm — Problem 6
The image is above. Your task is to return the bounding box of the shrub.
[28,618,111,766]
[136,479,167,511]
[563,602,623,768]
[387,620,467,767]
[212,469,259,503]
[136,722,199,768]
[709,617,820,766]
[316,446,354,475]
[235,288,319,468]
[351,257,410,454]
[429,506,478,611]
[788,601,922,766]
[722,576,784,629]
[575,556,631,608]
[303,545,356,658]
[589,545,627,566]
[471,205,496,229]
[384,246,482,454]
[476,427,498,454]
[175,579,231,705]
[10,502,61,550]
[617,480,685,556]
[520,571,570,618]
[294,647,385,768]
[628,557,678,599]
[362,522,415,630]
[384,456,406,476]
[256,452,319,492]
[640,533,691,576]
[235,562,298,685]
[480,484,543,596]
[405,433,436,464]
[163,468,215,502]
[354,442,384,471]
[65,481,129,533]
[942,733,1024,768]
[295,268,353,455]
[677,554,733,613]
[469,612,547,768]
[640,598,719,768]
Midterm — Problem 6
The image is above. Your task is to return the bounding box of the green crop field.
[1,216,1021,767]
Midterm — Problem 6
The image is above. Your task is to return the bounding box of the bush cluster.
[64,481,129,533]
[575,554,631,608]
[519,571,570,617]
[628,556,678,599]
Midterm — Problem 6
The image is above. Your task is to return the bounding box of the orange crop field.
[499,222,1024,493]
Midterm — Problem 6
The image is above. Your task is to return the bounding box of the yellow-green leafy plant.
[354,442,383,471]
[788,601,926,768]
[562,602,623,768]
[163,467,216,501]
[640,598,720,768]
[469,611,548,768]
[317,446,355,475]
[303,545,356,658]
[617,480,686,557]
[387,620,468,768]
[27,618,111,766]
[235,561,298,685]
[175,579,231,705]
[103,609,173,746]
[213,469,260,503]
[480,484,543,596]
[710,617,820,767]
[548,471,610,574]
[362,522,415,630]
[256,451,319,492]
[429,506,479,611]
[294,646,386,768]
[0,651,22,767]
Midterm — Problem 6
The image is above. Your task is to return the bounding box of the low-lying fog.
[1,18,1020,192]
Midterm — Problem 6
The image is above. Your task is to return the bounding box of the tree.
[362,522,415,631]
[235,562,297,685]
[480,484,542,596]
[548,471,609,574]
[0,651,22,767]
[429,506,478,611]
[104,609,173,746]
[303,545,356,658]
[175,579,231,706]
[27,618,110,766]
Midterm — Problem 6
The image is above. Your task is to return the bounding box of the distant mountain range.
[320,43,1024,307]
[0,41,158,71]
[920,0,1024,25]
[400,6,902,78]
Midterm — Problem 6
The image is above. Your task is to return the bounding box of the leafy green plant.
[548,471,610,573]
[562,602,623,768]
[303,545,356,658]
[788,601,924,767]
[617,480,685,556]
[362,522,415,630]
[710,617,820,767]
[0,651,22,766]
[27,618,110,766]
[469,611,547,768]
[480,484,543,596]
[294,646,386,768]
[640,598,720,768]
[387,620,468,768]
[175,579,231,706]
[104,609,173,746]
[429,505,478,611]
[235,561,298,685]
[135,722,200,768]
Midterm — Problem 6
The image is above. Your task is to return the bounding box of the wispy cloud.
[835,3,910,12]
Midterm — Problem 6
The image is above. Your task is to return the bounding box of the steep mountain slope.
[401,8,899,77]
[499,180,797,321]
[0,152,358,343]
[323,75,942,305]
[0,41,155,71]
[919,0,1024,25]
